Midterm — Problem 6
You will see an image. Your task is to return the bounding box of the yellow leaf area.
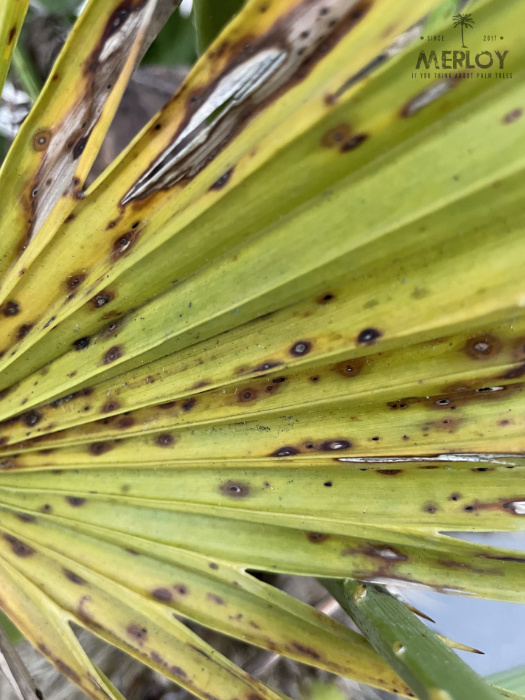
[0,0,524,699]
[0,0,29,96]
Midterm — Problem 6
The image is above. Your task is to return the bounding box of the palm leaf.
[0,0,524,698]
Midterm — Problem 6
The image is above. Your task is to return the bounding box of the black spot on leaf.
[357,328,382,345]
[23,410,42,427]
[73,336,90,350]
[341,133,368,151]
[2,300,20,316]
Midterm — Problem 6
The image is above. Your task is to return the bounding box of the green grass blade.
[323,579,501,700]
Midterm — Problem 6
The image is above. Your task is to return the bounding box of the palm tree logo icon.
[453,13,475,48]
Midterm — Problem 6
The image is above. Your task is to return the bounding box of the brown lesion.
[2,533,35,557]
[306,532,330,543]
[121,0,374,204]
[220,480,251,498]
[464,333,502,360]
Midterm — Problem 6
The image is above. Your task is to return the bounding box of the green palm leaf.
[0,0,524,698]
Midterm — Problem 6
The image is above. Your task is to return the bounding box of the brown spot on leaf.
[23,410,42,427]
[220,480,250,498]
[423,501,439,514]
[321,123,351,148]
[117,416,135,429]
[90,290,115,308]
[64,569,86,585]
[65,271,87,291]
[2,300,20,316]
[341,133,368,151]
[376,469,403,476]
[66,496,86,507]
[501,362,525,380]
[464,333,502,360]
[181,397,197,411]
[317,292,335,304]
[503,108,523,124]
[306,532,330,543]
[170,665,188,678]
[291,641,321,659]
[250,360,283,373]
[88,442,112,455]
[238,388,258,402]
[33,129,51,151]
[55,660,81,683]
[101,401,120,413]
[210,168,234,190]
[126,623,148,646]
[103,345,123,364]
[112,230,139,261]
[17,324,33,341]
[73,336,90,350]
[152,587,173,602]
[7,26,16,45]
[191,380,210,390]
[206,593,225,605]
[156,433,175,447]
[334,356,366,378]
[17,513,36,523]
[271,446,300,457]
[3,534,34,557]
[290,340,312,356]
[321,440,351,451]
[477,553,525,564]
